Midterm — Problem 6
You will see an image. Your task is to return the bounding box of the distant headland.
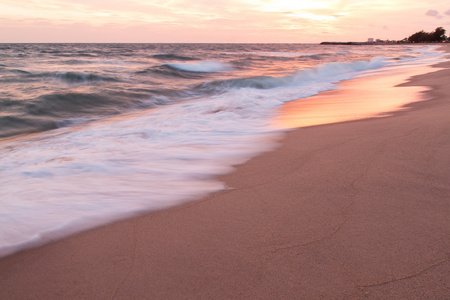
[320,41,399,45]
[321,27,448,45]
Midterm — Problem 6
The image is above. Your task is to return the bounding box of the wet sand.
[0,46,449,299]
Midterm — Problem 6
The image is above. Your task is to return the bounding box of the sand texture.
[0,47,449,299]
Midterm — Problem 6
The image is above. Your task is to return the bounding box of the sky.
[1,0,450,43]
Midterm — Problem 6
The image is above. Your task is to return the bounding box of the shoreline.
[1,46,449,299]
[275,64,434,129]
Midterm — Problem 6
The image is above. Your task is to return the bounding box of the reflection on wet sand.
[276,66,433,129]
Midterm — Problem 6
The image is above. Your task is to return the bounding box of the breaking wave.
[195,57,388,93]
[137,65,209,79]
[166,61,233,73]
[152,54,198,61]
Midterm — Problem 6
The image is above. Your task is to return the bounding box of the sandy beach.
[1,45,449,299]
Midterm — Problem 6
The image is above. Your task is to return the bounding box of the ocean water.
[0,43,444,257]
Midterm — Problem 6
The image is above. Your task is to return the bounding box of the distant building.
[367,38,374,43]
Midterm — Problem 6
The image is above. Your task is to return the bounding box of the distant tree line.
[321,27,448,45]
[407,27,447,43]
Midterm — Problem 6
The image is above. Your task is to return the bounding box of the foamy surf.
[167,61,233,72]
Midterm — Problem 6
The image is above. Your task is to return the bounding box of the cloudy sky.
[1,0,450,43]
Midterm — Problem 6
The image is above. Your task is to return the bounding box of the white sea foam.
[0,90,281,257]
[167,61,233,72]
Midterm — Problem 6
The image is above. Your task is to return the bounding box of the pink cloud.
[425,9,443,19]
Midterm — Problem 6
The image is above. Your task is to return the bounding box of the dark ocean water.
[0,43,444,257]
[0,43,431,138]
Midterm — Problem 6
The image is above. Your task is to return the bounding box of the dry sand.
[1,46,449,299]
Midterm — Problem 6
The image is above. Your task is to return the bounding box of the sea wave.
[137,65,210,79]
[152,54,198,61]
[195,76,287,91]
[195,57,388,93]
[1,69,32,75]
[166,61,233,73]
[25,92,141,118]
[0,115,58,138]
[0,57,390,139]
[294,56,387,81]
[45,72,120,83]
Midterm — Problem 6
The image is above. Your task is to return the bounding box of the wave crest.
[196,57,388,93]
[50,72,119,83]
[152,54,198,61]
[166,61,233,73]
